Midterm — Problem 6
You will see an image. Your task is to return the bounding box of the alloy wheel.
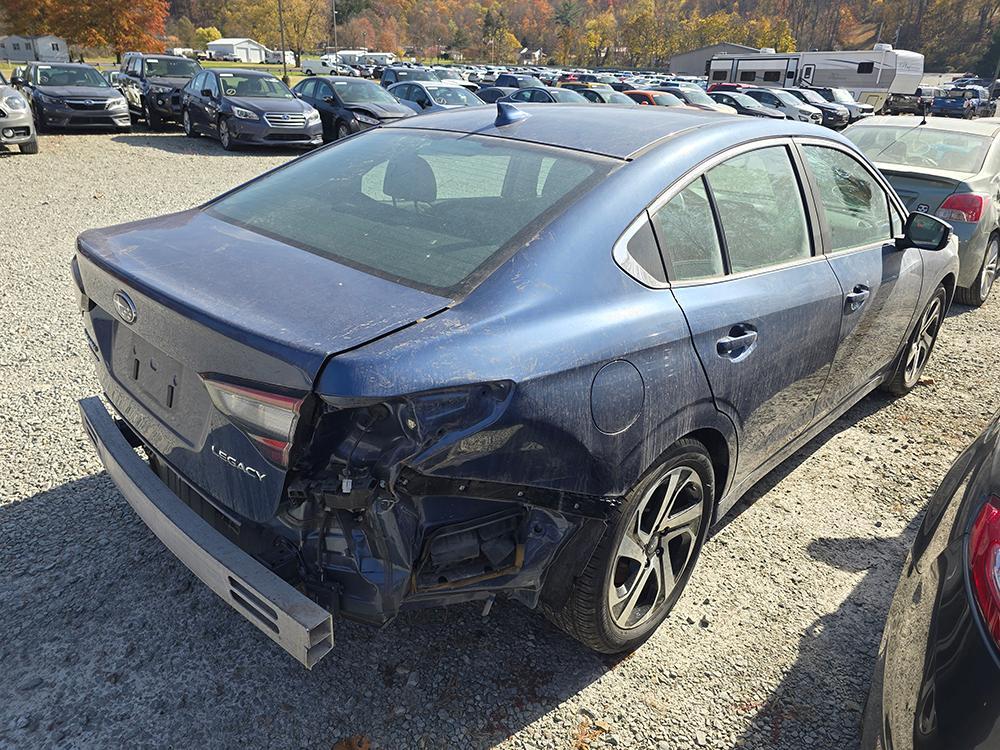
[903,295,943,387]
[183,110,192,135]
[981,237,999,301]
[220,119,231,148]
[607,466,705,630]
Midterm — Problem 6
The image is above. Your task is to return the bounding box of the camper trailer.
[708,44,924,110]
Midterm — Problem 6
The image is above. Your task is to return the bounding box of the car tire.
[218,117,236,151]
[542,439,714,653]
[144,100,163,130]
[18,138,39,154]
[337,123,350,140]
[182,109,198,138]
[882,284,947,395]
[304,69,314,76]
[32,104,46,134]
[955,233,999,307]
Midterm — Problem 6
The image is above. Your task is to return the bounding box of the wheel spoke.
[615,562,656,625]
[660,501,702,534]
[617,530,646,564]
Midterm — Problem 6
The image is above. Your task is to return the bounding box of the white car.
[744,87,823,123]
[388,80,484,113]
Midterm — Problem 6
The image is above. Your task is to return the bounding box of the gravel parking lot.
[2,131,999,750]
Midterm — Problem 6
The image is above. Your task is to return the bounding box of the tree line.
[3,0,1000,73]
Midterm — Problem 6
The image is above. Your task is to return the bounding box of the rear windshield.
[145,57,200,78]
[846,124,992,174]
[208,129,615,295]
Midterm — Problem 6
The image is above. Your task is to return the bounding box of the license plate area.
[114,330,183,411]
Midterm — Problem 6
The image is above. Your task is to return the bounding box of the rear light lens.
[203,379,305,466]
[937,193,988,223]
[969,495,1000,646]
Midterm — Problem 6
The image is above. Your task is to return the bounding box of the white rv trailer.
[708,44,924,110]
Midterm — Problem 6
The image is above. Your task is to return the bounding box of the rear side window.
[802,146,891,252]
[208,130,614,295]
[651,177,724,281]
[706,146,811,273]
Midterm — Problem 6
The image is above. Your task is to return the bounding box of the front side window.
[706,146,811,273]
[802,146,891,252]
[208,130,614,294]
[652,177,725,281]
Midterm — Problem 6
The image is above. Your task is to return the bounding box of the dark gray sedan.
[846,116,1000,306]
[13,62,130,132]
[181,69,322,150]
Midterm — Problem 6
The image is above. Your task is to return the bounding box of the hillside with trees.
[3,0,1000,73]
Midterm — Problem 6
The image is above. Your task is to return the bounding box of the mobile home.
[709,44,924,109]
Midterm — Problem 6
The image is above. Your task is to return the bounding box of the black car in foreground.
[120,53,201,129]
[292,76,413,141]
[181,68,322,150]
[863,410,1000,749]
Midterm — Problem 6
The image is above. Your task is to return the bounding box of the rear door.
[798,142,923,414]
[657,142,843,477]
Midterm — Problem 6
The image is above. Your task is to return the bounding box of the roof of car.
[853,115,1000,137]
[388,103,753,159]
[209,68,276,77]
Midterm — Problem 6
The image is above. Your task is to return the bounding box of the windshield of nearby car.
[208,130,615,294]
[34,64,109,87]
[395,69,439,82]
[550,88,586,102]
[332,79,397,105]
[144,57,200,78]
[435,69,463,80]
[830,89,857,104]
[607,91,636,105]
[650,92,681,106]
[516,76,544,87]
[677,88,714,106]
[845,125,991,173]
[724,92,762,108]
[795,89,828,105]
[219,73,293,98]
[426,85,482,106]
[770,89,804,107]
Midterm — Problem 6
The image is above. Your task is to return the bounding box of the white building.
[206,38,268,64]
[0,34,70,62]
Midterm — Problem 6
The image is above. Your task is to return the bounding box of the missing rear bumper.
[79,395,334,669]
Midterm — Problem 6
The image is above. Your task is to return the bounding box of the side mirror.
[10,75,23,86]
[897,212,952,251]
[201,89,213,98]
[324,96,335,104]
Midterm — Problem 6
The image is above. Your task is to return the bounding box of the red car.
[624,90,686,107]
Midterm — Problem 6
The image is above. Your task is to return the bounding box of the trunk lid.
[77,209,450,521]
[877,164,969,214]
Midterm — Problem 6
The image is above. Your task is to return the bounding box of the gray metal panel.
[79,396,334,669]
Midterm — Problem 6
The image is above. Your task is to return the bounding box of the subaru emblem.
[281,113,289,120]
[113,290,137,324]
[85,99,93,106]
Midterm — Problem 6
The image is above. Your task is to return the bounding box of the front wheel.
[882,284,947,395]
[182,108,198,138]
[956,234,998,307]
[218,117,236,151]
[542,439,714,653]
[19,138,39,154]
[336,122,350,140]
[144,100,163,130]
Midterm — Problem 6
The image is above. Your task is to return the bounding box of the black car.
[379,66,439,88]
[292,76,414,142]
[862,410,1000,749]
[708,90,785,118]
[475,86,516,103]
[12,62,130,132]
[502,86,588,103]
[493,73,544,89]
[181,69,322,150]
[786,87,851,128]
[577,88,638,105]
[120,53,201,129]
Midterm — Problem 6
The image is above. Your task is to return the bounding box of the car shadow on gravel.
[111,133,310,158]
[0,473,609,749]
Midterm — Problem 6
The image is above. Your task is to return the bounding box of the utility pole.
[332,0,338,51]
[277,0,289,84]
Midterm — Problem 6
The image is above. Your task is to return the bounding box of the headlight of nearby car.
[304,108,321,124]
[354,112,379,126]
[2,94,28,111]
[232,106,259,120]
[150,84,173,95]
[106,96,128,110]
[36,92,61,105]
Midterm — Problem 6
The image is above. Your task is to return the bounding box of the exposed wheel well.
[682,428,731,507]
[940,271,957,308]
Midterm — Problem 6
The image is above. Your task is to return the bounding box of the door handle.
[845,285,871,312]
[716,325,758,360]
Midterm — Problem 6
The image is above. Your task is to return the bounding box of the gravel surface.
[2,131,999,750]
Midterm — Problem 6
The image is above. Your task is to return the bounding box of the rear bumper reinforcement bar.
[79,396,334,669]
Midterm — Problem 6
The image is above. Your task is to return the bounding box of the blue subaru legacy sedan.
[75,104,959,667]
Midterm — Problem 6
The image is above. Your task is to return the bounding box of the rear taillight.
[969,495,1000,645]
[203,379,305,466]
[937,193,988,223]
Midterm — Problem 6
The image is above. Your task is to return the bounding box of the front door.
[799,143,923,414]
[654,144,844,478]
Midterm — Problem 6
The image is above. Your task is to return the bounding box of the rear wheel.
[18,138,39,154]
[955,234,998,307]
[882,284,947,395]
[542,439,714,653]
